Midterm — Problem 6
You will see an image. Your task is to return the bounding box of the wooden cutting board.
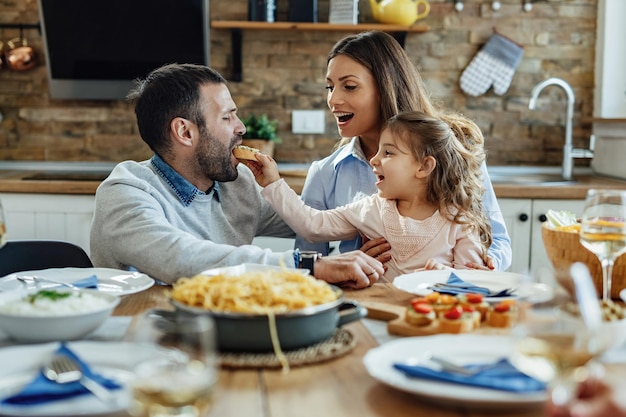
[361,300,511,337]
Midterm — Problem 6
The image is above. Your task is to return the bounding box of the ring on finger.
[366,270,376,276]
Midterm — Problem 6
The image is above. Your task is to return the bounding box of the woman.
[296,30,511,271]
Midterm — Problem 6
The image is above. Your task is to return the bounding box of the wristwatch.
[297,250,323,276]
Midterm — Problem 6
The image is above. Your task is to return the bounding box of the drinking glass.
[511,265,609,411]
[0,198,6,249]
[125,312,218,417]
[579,189,626,301]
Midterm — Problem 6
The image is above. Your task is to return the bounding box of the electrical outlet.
[292,110,325,134]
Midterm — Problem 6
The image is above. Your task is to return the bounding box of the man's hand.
[314,250,384,289]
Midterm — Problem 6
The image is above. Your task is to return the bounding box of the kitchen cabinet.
[0,193,95,255]
[499,198,585,278]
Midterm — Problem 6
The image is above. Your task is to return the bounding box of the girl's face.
[370,128,421,200]
[326,55,381,142]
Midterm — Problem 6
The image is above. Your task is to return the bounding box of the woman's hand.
[359,235,391,267]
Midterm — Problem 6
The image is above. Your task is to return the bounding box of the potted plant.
[241,114,281,156]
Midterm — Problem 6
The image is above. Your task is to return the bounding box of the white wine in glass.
[579,189,626,301]
[511,265,608,410]
[125,312,218,417]
[512,312,604,408]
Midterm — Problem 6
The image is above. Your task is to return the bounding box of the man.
[90,63,383,288]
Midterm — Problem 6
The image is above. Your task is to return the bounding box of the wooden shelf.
[211,20,429,81]
[211,20,429,32]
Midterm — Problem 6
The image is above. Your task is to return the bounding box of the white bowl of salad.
[0,288,119,342]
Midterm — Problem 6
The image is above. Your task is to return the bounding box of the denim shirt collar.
[150,154,220,206]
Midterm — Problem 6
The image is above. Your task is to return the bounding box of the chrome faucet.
[528,77,593,181]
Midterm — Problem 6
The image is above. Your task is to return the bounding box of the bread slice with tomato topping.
[405,298,436,327]
[486,300,518,328]
[457,293,489,322]
[438,306,475,334]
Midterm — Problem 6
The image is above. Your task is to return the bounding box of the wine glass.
[125,311,218,417]
[511,264,609,411]
[0,198,6,249]
[579,189,626,301]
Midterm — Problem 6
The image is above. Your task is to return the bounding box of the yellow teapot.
[369,0,430,26]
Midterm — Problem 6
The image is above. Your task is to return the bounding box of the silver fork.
[404,352,496,376]
[43,355,115,404]
[16,275,80,290]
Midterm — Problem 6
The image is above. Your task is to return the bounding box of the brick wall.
[0,0,597,166]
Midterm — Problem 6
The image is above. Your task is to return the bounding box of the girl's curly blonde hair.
[384,111,493,264]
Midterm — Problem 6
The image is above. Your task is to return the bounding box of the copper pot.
[5,37,37,71]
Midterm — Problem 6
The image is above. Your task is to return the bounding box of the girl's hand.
[423,258,452,271]
[245,153,281,187]
[464,258,495,271]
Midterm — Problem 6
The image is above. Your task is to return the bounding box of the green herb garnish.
[27,290,73,303]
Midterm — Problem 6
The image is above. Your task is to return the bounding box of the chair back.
[0,240,93,276]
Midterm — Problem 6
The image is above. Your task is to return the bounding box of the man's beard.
[195,124,240,183]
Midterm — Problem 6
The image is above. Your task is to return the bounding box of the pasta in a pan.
[171,269,338,314]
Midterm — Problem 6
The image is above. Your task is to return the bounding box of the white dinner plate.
[0,268,155,296]
[0,341,162,416]
[393,270,553,303]
[363,334,547,409]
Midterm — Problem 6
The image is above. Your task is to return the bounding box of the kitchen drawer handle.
[518,213,529,222]
[538,214,547,222]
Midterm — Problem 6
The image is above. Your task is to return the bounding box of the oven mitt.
[460,33,524,97]
[0,343,122,406]
[393,358,546,393]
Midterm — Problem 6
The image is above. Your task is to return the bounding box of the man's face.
[193,83,246,183]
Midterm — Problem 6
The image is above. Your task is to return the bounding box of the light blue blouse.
[295,137,512,271]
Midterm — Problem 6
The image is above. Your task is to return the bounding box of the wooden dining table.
[111,281,626,417]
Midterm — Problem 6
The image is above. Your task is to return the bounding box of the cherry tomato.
[465,293,483,304]
[444,306,463,320]
[410,297,429,307]
[494,303,510,313]
[412,303,433,314]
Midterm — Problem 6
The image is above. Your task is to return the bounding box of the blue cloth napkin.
[68,275,99,289]
[1,343,121,406]
[393,358,546,393]
[428,272,492,296]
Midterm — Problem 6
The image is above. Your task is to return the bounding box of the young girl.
[250,111,492,279]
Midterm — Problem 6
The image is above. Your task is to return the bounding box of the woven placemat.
[218,328,355,369]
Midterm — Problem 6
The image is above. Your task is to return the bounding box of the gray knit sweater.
[90,156,295,284]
